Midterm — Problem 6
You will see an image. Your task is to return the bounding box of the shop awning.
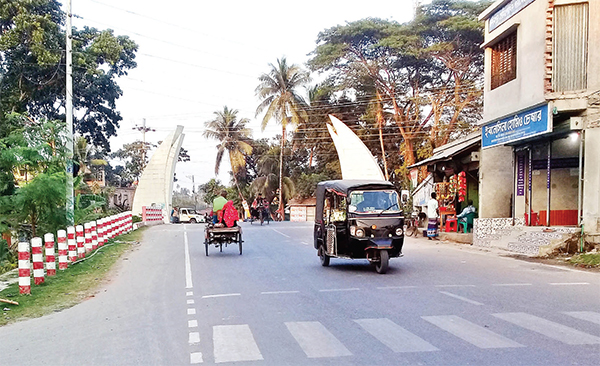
[408,131,481,169]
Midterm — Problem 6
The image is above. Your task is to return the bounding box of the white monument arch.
[132,126,185,223]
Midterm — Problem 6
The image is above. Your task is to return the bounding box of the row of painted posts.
[18,212,133,295]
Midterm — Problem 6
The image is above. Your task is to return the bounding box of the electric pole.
[65,0,74,225]
[132,118,155,165]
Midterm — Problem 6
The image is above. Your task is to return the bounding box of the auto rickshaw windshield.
[348,190,401,214]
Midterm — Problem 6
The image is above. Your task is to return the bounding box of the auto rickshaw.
[314,180,405,274]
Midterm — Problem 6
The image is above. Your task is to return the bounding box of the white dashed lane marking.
[202,293,241,299]
[439,291,484,306]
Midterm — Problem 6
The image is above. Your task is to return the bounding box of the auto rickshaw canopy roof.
[315,180,396,221]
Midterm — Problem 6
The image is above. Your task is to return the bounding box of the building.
[109,186,136,210]
[409,131,481,229]
[476,0,600,252]
[287,197,317,222]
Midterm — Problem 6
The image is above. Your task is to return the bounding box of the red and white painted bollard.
[91,221,98,250]
[76,225,85,259]
[44,233,56,276]
[31,237,44,285]
[67,226,77,262]
[57,230,68,270]
[108,216,115,239]
[84,223,92,253]
[18,241,31,294]
[97,218,104,247]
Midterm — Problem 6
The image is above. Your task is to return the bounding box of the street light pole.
[65,0,74,225]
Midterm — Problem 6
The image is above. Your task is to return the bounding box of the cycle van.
[314,180,405,274]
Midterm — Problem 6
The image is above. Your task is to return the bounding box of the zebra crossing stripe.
[354,318,439,353]
[285,321,353,358]
[422,315,523,349]
[213,325,263,363]
[493,312,600,345]
[563,311,600,325]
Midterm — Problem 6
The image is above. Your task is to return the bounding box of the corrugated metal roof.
[408,131,481,169]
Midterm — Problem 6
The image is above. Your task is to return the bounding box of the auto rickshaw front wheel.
[319,245,330,267]
[375,250,389,274]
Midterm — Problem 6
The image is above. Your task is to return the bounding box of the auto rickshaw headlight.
[395,227,404,236]
[355,228,365,238]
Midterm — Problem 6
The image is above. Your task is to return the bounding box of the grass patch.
[569,252,600,268]
[0,227,147,327]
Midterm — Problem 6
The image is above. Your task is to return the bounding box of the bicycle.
[405,212,425,237]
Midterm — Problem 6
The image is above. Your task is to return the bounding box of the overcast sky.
[69,0,425,191]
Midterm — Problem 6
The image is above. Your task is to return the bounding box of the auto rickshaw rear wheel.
[375,250,389,274]
[319,245,330,267]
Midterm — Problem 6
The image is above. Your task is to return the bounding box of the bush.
[0,238,16,275]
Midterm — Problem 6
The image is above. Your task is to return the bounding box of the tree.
[111,141,149,183]
[256,57,310,217]
[0,0,138,149]
[0,114,68,237]
[198,179,225,206]
[203,106,253,200]
[308,1,488,170]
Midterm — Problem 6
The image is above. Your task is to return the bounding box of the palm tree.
[203,106,253,200]
[255,57,310,218]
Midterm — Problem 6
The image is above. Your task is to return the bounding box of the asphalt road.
[0,221,599,366]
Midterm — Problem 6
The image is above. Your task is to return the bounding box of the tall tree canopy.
[0,0,138,150]
[308,0,489,168]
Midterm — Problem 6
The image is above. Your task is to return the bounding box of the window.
[553,3,588,92]
[491,31,517,90]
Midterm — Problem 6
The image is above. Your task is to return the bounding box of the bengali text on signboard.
[482,104,551,149]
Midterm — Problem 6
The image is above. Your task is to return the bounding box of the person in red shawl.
[217,200,239,228]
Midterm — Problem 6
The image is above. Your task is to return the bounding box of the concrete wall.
[482,0,548,123]
[583,128,600,232]
[586,0,600,90]
[479,145,514,218]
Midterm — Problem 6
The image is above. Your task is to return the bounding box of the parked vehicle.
[314,180,405,274]
[178,208,205,223]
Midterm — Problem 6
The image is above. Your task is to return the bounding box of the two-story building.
[476,0,599,252]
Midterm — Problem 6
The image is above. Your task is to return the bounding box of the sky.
[68,0,425,191]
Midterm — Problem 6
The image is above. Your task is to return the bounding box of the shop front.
[482,102,583,228]
[409,132,480,233]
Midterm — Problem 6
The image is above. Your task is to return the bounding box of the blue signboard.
[489,0,535,31]
[482,104,551,149]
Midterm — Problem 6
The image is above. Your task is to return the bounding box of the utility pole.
[65,0,74,225]
[132,118,155,165]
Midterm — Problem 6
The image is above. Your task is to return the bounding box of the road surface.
[0,221,598,365]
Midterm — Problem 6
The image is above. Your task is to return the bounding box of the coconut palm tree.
[203,106,253,200]
[255,57,310,218]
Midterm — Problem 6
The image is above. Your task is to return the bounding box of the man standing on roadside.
[212,190,228,224]
[427,192,440,240]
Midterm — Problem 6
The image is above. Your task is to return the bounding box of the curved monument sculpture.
[132,126,184,223]
[326,115,385,181]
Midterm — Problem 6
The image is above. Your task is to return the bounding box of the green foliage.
[0,0,138,149]
[110,141,149,182]
[13,171,67,237]
[74,194,106,225]
[0,238,16,275]
[198,179,226,205]
[295,173,329,199]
